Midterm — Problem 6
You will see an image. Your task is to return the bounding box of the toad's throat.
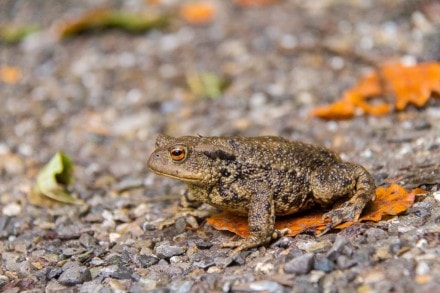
[149,168,202,183]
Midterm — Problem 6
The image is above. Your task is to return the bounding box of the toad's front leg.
[222,182,275,253]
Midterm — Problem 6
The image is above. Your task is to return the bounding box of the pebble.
[326,235,348,261]
[58,265,92,286]
[248,280,283,292]
[284,253,314,274]
[138,254,160,268]
[155,243,185,259]
[0,275,9,286]
[336,255,357,269]
[2,202,22,216]
[232,280,282,293]
[169,280,195,293]
[193,257,215,269]
[45,279,71,293]
[313,257,335,273]
[194,239,213,249]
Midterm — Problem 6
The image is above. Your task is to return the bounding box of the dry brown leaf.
[54,7,169,38]
[207,184,424,238]
[311,62,440,119]
[179,2,215,24]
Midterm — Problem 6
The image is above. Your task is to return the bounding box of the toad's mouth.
[149,168,203,183]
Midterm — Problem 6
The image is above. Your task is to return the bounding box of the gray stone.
[58,266,92,286]
[155,243,185,258]
[326,235,348,261]
[193,257,215,269]
[138,254,159,268]
[313,257,335,273]
[249,280,283,292]
[284,253,314,274]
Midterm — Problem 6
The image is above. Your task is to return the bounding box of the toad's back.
[202,136,343,215]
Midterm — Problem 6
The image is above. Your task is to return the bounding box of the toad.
[147,134,375,252]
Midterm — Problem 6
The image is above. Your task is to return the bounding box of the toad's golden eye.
[170,146,187,162]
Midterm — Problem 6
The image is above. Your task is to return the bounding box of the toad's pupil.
[172,150,182,156]
[170,147,186,161]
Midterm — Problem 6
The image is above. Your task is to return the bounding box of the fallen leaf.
[179,2,215,24]
[0,66,21,84]
[186,71,229,99]
[311,62,440,119]
[0,25,39,44]
[55,8,169,38]
[207,184,424,238]
[30,152,84,207]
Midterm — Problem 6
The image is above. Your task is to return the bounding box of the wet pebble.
[155,243,185,259]
[284,253,314,274]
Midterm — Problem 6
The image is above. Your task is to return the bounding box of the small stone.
[415,261,430,275]
[214,256,233,268]
[154,243,185,258]
[254,262,274,274]
[2,202,22,216]
[249,280,283,292]
[48,267,63,280]
[79,233,96,248]
[138,278,158,290]
[271,237,291,248]
[336,255,356,269]
[313,257,335,273]
[284,253,314,274]
[110,267,132,280]
[0,275,10,286]
[433,190,440,202]
[138,254,159,268]
[109,232,121,243]
[58,265,92,286]
[194,239,213,249]
[326,235,347,261]
[194,257,215,269]
[169,280,195,293]
[45,279,70,293]
[365,228,388,242]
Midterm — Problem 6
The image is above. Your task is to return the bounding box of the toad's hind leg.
[310,162,376,230]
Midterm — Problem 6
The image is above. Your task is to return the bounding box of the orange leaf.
[206,184,422,238]
[0,66,21,84]
[359,185,426,222]
[180,2,215,24]
[312,62,440,119]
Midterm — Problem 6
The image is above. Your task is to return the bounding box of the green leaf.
[32,152,83,205]
[186,72,230,99]
[0,25,39,44]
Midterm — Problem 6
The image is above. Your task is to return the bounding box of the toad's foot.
[319,202,364,235]
[221,235,271,256]
[221,228,289,252]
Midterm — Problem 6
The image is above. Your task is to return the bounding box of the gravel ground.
[1,0,440,292]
